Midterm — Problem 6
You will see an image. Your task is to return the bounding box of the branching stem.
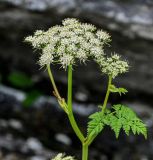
[47,64,93,159]
[85,76,112,147]
[67,65,85,143]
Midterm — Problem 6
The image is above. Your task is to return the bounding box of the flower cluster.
[52,153,75,160]
[25,18,111,69]
[25,18,129,78]
[99,54,129,78]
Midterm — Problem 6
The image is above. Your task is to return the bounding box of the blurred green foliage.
[23,90,42,107]
[8,71,42,107]
[8,72,34,89]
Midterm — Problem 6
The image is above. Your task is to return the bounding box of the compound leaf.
[87,112,105,136]
[111,104,147,139]
[110,85,128,96]
[87,104,147,140]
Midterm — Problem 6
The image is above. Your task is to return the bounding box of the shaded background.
[0,0,153,160]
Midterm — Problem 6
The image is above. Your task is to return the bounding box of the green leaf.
[87,112,105,136]
[131,118,147,139]
[122,120,131,136]
[109,84,128,96]
[87,104,147,139]
[110,104,147,139]
[109,115,122,138]
[8,72,34,89]
[23,90,42,107]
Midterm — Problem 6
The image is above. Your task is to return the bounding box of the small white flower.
[96,30,111,42]
[43,44,55,55]
[74,28,84,35]
[60,54,74,69]
[81,23,96,31]
[70,36,79,44]
[89,38,101,46]
[81,42,92,50]
[35,30,44,36]
[62,18,79,26]
[76,49,87,62]
[60,31,75,38]
[61,38,70,46]
[67,44,78,53]
[48,25,62,35]
[57,45,66,55]
[25,36,33,43]
[39,52,53,67]
[84,32,94,40]
[91,47,104,59]
[52,153,75,160]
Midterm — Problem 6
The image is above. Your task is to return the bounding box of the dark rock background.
[0,0,153,160]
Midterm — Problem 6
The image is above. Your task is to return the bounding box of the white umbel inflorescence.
[52,153,76,160]
[99,54,129,78]
[25,18,111,69]
[25,18,129,78]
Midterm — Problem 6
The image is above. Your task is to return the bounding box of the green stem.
[102,76,112,114]
[67,65,85,143]
[82,144,88,160]
[85,76,112,147]
[67,65,73,113]
[47,64,61,99]
[85,134,97,146]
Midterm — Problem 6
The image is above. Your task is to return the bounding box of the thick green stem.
[82,144,88,160]
[102,76,112,114]
[67,65,73,113]
[47,64,61,99]
[67,65,85,143]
